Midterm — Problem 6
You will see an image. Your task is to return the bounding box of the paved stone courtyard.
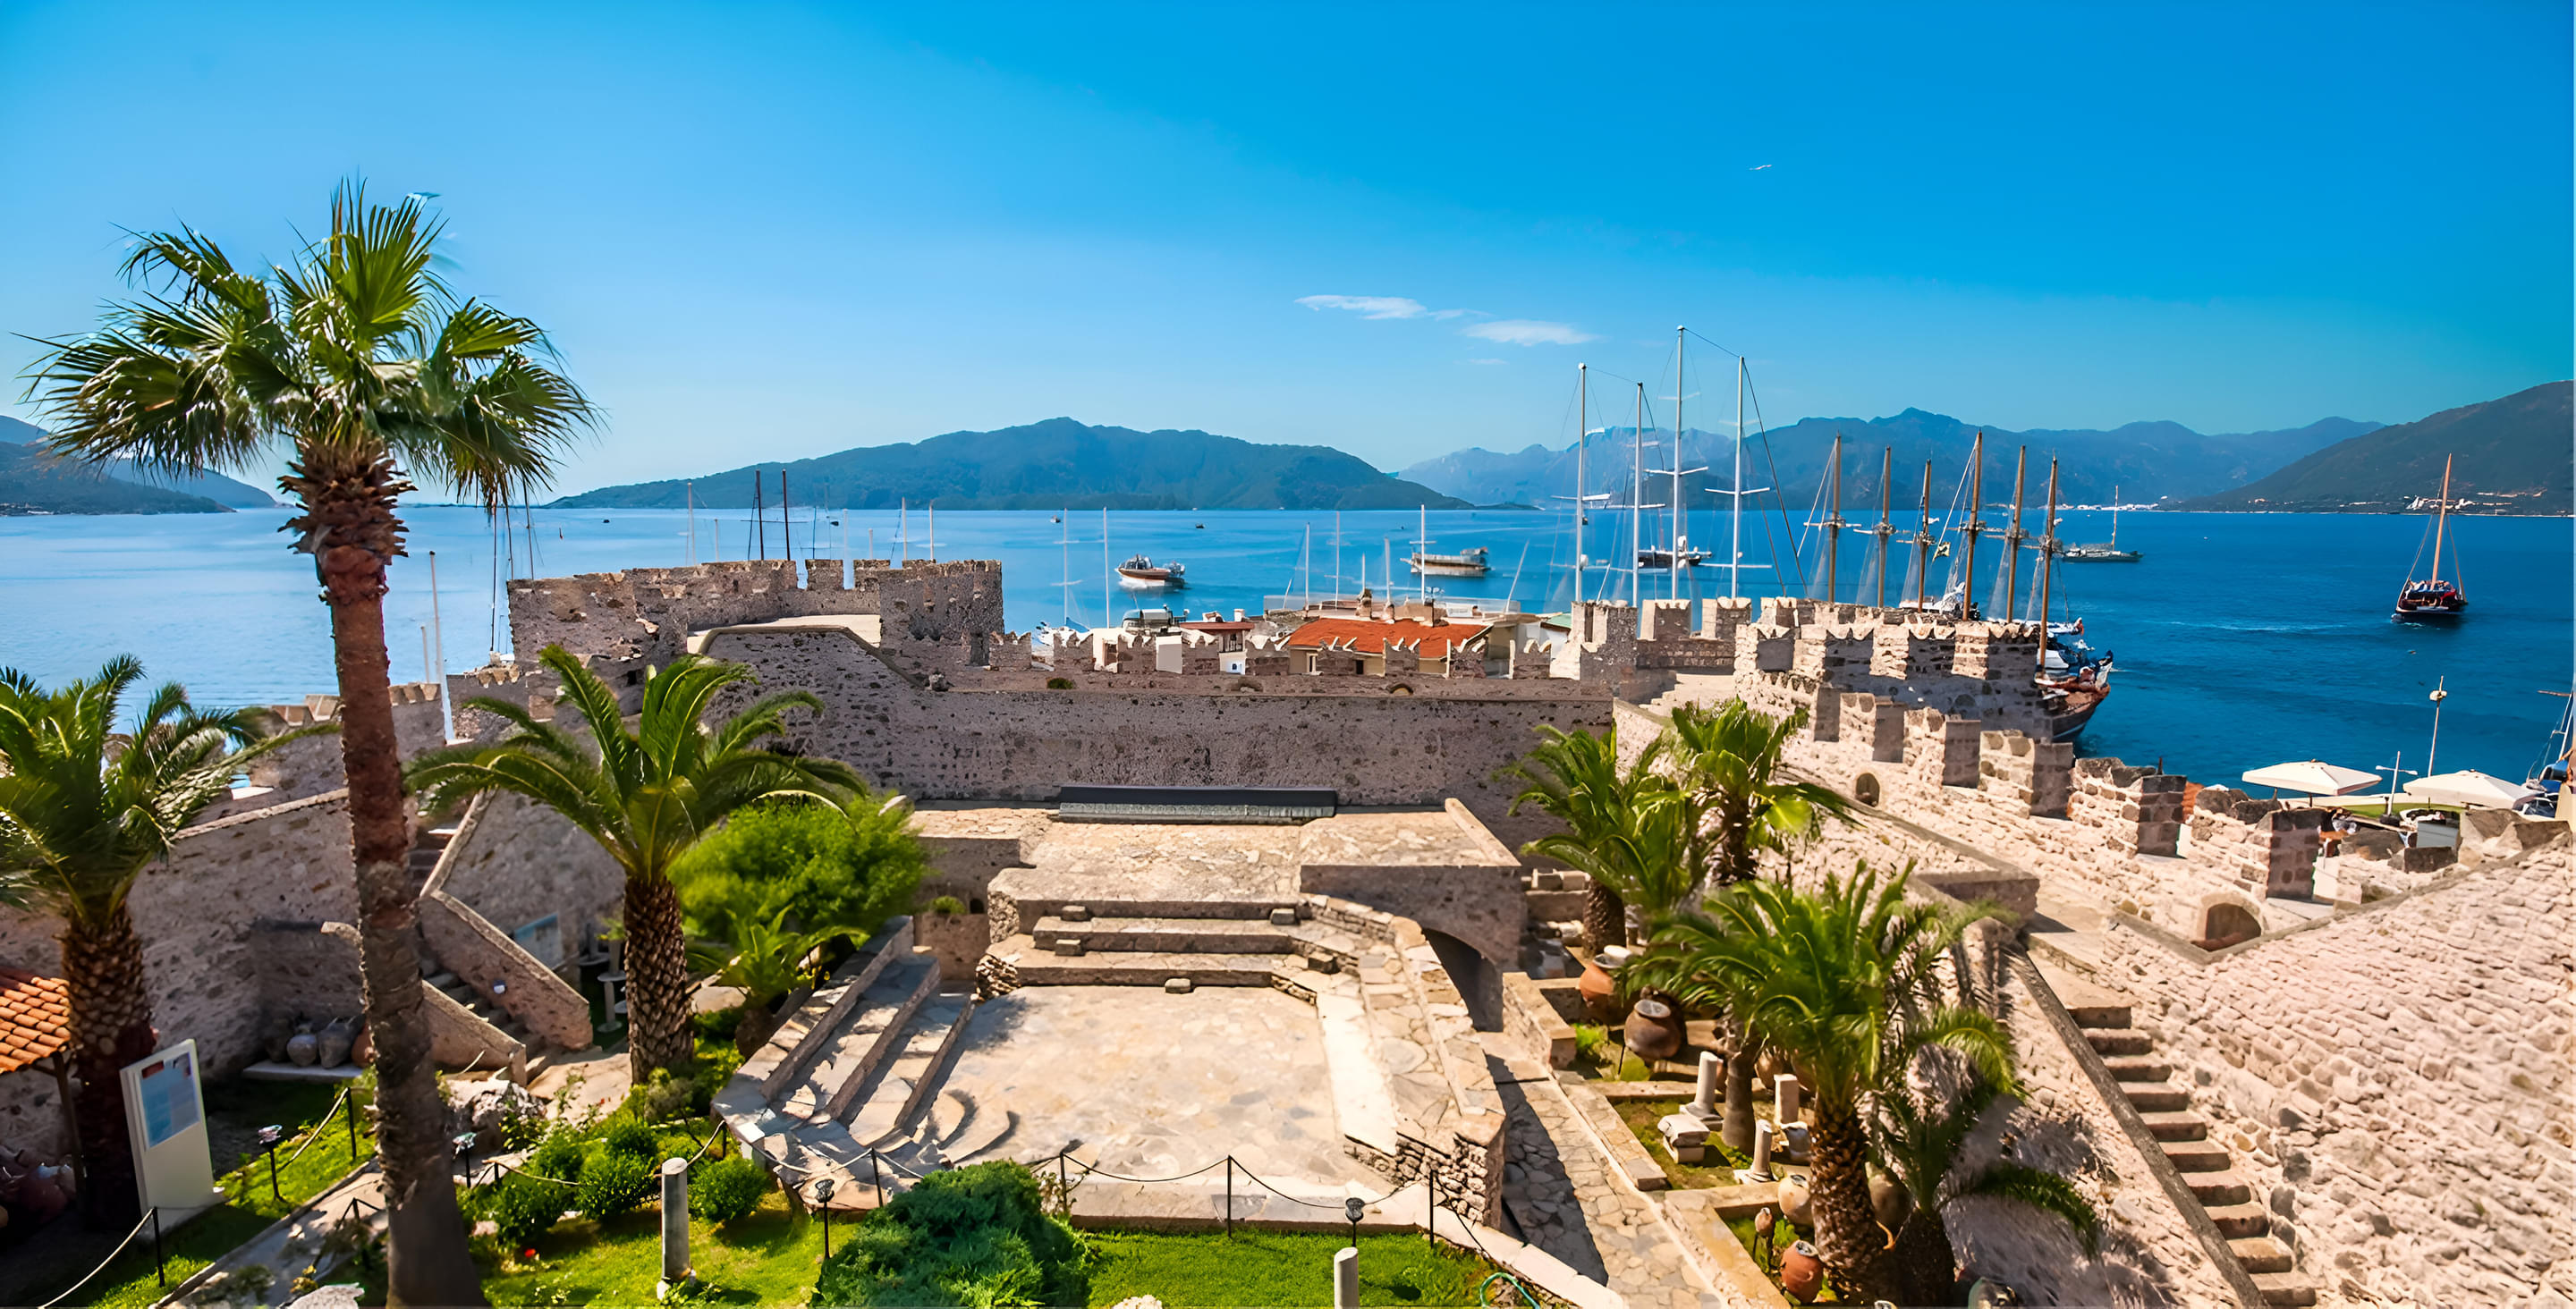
[925,984,1385,1190]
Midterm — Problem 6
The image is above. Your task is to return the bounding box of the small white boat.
[1404,505,1488,577]
[1116,553,1186,587]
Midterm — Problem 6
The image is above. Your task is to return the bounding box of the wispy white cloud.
[1296,294,1433,320]
[1466,358,1506,366]
[1462,319,1597,347]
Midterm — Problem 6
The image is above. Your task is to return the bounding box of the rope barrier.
[1062,1155,1230,1186]
[37,1206,157,1309]
[279,1087,357,1167]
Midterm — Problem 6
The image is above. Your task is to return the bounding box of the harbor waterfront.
[2,504,2566,787]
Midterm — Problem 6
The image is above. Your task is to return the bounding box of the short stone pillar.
[1657,1113,1708,1164]
[659,1158,691,1290]
[1690,1051,1721,1122]
[1735,1119,1776,1184]
[1774,1073,1801,1126]
[1333,1246,1359,1309]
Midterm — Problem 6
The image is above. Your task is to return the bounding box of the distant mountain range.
[1399,412,2382,511]
[0,416,278,516]
[555,418,1475,511]
[2169,382,2571,515]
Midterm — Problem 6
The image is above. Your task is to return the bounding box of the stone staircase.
[714,920,994,1195]
[2064,991,2315,1306]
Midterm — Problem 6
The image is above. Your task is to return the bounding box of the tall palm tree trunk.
[1583,881,1626,953]
[62,905,154,1224]
[1890,1206,1959,1306]
[624,872,695,1079]
[1808,1094,1892,1299]
[304,461,487,1308]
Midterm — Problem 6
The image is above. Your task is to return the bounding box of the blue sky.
[4,2,2567,494]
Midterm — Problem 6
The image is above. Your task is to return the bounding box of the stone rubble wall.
[2093,837,2576,1307]
[430,792,625,959]
[504,559,1005,675]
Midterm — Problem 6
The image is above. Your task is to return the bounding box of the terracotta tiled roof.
[1284,618,1492,659]
[0,966,71,1076]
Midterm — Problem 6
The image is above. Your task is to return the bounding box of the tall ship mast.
[2393,454,2468,620]
[2063,481,2142,562]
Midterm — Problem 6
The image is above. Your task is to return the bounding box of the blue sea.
[3,503,2567,791]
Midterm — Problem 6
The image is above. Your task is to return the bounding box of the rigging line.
[1742,370,1808,593]
[1682,326,1743,359]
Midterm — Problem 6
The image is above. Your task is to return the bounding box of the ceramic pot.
[285,1030,320,1068]
[1578,953,1619,1020]
[1966,1278,2024,1308]
[316,1022,352,1069]
[1869,1168,1912,1229]
[1779,1240,1825,1303]
[351,1024,374,1067]
[1623,994,1684,1061]
[1776,1175,1813,1228]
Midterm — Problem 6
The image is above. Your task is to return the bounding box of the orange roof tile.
[1283,618,1492,659]
[0,966,71,1075]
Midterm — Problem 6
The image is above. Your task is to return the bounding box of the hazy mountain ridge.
[555,417,1476,511]
[0,416,257,516]
[2168,382,2571,515]
[1400,411,2380,511]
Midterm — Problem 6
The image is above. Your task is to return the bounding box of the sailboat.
[2029,457,2115,740]
[2393,455,2468,620]
[2062,485,2141,562]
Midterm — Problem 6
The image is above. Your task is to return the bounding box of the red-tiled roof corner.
[0,965,72,1075]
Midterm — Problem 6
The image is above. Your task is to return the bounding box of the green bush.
[623,1068,698,1124]
[529,1129,588,1185]
[671,797,925,944]
[578,1152,657,1221]
[489,1172,568,1248]
[688,1155,770,1225]
[928,894,967,916]
[810,1161,1087,1307]
[599,1117,662,1161]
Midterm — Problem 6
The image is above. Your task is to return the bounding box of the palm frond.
[1965,1161,2102,1256]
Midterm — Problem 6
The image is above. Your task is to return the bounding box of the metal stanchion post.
[151,1208,165,1287]
[1224,1158,1233,1237]
[346,1094,359,1161]
[1424,1171,1435,1249]
[869,1150,883,1209]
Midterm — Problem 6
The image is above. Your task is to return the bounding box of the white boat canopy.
[2241,760,2382,796]
[2402,770,2539,809]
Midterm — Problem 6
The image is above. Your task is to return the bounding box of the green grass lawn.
[1614,1098,1754,1187]
[1084,1230,1502,1307]
[481,1188,825,1306]
[20,1081,374,1308]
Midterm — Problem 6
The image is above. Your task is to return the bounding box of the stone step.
[2137,1111,2209,1142]
[2122,1081,2191,1112]
[2102,1054,2171,1082]
[2085,1027,2153,1057]
[2252,1272,2316,1306]
[2161,1140,2233,1172]
[2203,1203,2272,1238]
[775,955,938,1123]
[991,937,1309,988]
[848,992,977,1144]
[1027,916,1299,956]
[2186,1170,2252,1207]
[1004,896,1303,924]
[2230,1236,2294,1274]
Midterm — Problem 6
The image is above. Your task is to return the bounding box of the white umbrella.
[2241,760,2381,796]
[2403,770,2538,809]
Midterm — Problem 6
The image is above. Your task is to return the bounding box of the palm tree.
[25,180,593,1305]
[686,910,836,1054]
[0,659,308,1223]
[408,646,860,1080]
[1661,701,1854,886]
[1629,862,2013,1299]
[1502,725,1679,951]
[1875,1073,2101,1305]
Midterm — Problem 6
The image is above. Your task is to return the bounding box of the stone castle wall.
[2094,838,2574,1306]
[699,624,1611,826]
[505,559,1004,671]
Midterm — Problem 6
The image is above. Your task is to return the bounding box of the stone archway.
[2194,892,2263,950]
[1853,773,1883,807]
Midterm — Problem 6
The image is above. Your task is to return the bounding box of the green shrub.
[578,1152,656,1221]
[809,1161,1087,1307]
[1046,677,1073,690]
[529,1129,588,1185]
[600,1117,662,1161]
[928,894,967,916]
[671,796,925,945]
[693,1006,746,1043]
[689,1155,770,1225]
[623,1068,698,1124]
[489,1172,568,1248]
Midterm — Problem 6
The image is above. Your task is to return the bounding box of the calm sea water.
[2,503,2566,790]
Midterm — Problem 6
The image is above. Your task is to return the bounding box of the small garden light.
[257,1124,284,1202]
[813,1178,836,1258]
[452,1131,479,1182]
[1344,1195,1363,1250]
